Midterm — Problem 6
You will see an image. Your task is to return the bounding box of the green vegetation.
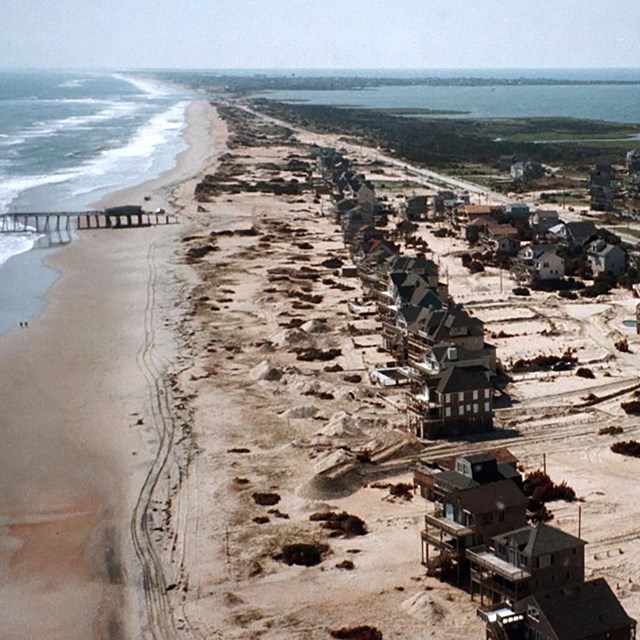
[251,99,639,170]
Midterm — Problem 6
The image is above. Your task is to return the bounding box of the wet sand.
[0,100,223,638]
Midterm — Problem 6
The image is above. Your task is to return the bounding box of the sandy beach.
[0,99,226,638]
[3,91,640,640]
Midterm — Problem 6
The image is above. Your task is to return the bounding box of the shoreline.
[0,98,228,638]
[0,99,219,338]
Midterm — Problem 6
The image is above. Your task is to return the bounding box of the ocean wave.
[1,100,188,210]
[0,233,39,268]
[0,101,141,147]
[58,79,85,88]
[0,170,84,214]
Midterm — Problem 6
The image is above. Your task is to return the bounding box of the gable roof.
[565,220,597,244]
[494,523,585,557]
[428,342,489,365]
[587,239,625,257]
[526,578,635,640]
[435,365,491,395]
[453,479,528,514]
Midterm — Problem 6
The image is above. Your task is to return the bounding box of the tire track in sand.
[131,241,182,640]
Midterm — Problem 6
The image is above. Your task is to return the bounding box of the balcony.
[466,548,531,582]
[424,512,474,538]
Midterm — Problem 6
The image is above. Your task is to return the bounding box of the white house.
[517,244,565,281]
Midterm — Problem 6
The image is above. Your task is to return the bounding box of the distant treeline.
[154,72,640,94]
[251,99,635,169]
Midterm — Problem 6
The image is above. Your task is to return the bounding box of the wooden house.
[512,244,565,284]
[586,239,626,277]
[407,364,494,439]
[480,223,520,256]
[420,473,527,583]
[467,522,586,605]
[483,578,636,640]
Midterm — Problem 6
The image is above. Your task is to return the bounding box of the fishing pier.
[0,206,178,234]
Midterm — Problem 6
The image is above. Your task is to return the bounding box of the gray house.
[586,239,626,277]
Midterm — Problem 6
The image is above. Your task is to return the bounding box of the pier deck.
[0,210,178,233]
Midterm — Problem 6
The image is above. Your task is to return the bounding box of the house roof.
[431,448,518,472]
[453,479,528,514]
[425,306,484,341]
[525,578,635,640]
[531,209,559,220]
[399,304,428,327]
[467,216,492,227]
[429,343,489,365]
[487,223,518,238]
[587,239,625,257]
[409,286,444,311]
[565,220,597,244]
[458,205,493,216]
[435,365,491,395]
[519,244,558,260]
[436,470,479,491]
[494,523,585,557]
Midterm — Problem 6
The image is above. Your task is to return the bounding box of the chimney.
[447,346,458,361]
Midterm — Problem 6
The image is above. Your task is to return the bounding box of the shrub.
[615,338,630,353]
[309,511,368,536]
[558,290,578,300]
[621,400,640,415]
[469,261,485,273]
[280,543,328,566]
[599,426,623,435]
[252,492,281,506]
[389,483,414,500]
[576,367,595,379]
[329,626,383,640]
[513,287,530,296]
[523,470,576,503]
[611,441,640,458]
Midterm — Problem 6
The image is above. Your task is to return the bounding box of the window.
[458,392,464,402]
[458,406,464,416]
[527,606,540,622]
[484,402,490,412]
[466,404,472,412]
[539,554,551,568]
[473,390,478,400]
[445,393,451,403]
[484,389,490,398]
[473,404,478,414]
[445,407,451,417]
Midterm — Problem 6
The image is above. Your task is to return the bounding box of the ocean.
[0,70,192,268]
[0,70,193,334]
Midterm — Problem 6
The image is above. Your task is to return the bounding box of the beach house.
[482,578,637,640]
[418,454,527,582]
[586,239,626,277]
[513,244,565,284]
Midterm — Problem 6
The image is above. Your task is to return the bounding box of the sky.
[2,0,640,70]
